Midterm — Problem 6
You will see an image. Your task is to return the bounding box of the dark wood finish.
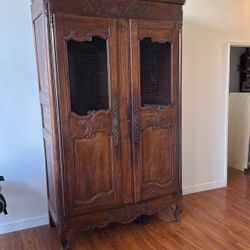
[32,5,61,226]
[46,0,184,22]
[239,48,250,92]
[1,168,250,250]
[54,15,122,217]
[31,0,185,248]
[130,20,181,202]
[117,19,134,205]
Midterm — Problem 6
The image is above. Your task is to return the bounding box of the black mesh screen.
[140,38,171,108]
[67,37,109,116]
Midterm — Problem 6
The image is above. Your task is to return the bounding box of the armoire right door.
[130,20,181,202]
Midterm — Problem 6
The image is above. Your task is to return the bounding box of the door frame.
[224,41,250,182]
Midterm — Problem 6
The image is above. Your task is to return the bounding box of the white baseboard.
[0,215,48,235]
[183,179,227,195]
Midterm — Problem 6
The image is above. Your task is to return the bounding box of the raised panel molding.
[72,135,115,209]
[142,129,173,186]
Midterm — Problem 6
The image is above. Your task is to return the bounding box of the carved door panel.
[55,15,122,216]
[130,20,181,202]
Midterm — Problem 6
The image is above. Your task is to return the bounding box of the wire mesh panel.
[140,38,171,108]
[67,37,109,116]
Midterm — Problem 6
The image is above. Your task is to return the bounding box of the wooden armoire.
[31,0,185,248]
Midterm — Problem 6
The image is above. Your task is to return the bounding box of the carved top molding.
[31,0,185,22]
[142,0,185,4]
[82,0,152,18]
[32,0,185,4]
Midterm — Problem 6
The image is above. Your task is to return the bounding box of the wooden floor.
[1,168,250,250]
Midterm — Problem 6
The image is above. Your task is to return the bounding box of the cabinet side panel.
[33,11,58,222]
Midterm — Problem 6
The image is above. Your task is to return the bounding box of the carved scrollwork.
[139,34,172,44]
[138,20,180,44]
[112,98,120,146]
[82,0,152,18]
[62,193,182,240]
[78,111,105,139]
[76,196,182,231]
[140,109,174,132]
[79,119,95,139]
[64,30,110,42]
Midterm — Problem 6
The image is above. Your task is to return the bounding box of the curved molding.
[78,199,181,232]
[64,30,110,42]
[70,109,110,120]
[58,195,183,246]
[143,180,174,189]
[75,189,114,206]
[138,21,180,44]
[139,35,172,44]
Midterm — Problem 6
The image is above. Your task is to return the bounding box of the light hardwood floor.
[1,168,250,250]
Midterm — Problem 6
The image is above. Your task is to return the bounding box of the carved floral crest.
[82,0,152,18]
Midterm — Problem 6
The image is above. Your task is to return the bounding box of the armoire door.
[54,16,122,216]
[130,20,181,202]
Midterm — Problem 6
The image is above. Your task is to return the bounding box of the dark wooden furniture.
[239,48,250,92]
[0,176,8,215]
[31,0,185,249]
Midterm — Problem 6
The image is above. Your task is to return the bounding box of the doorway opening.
[227,44,250,178]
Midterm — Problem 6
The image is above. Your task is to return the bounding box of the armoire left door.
[54,15,122,217]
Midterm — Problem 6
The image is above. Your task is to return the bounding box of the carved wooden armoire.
[31,0,185,248]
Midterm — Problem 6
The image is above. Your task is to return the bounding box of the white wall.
[182,0,250,194]
[228,93,250,171]
[1,0,250,234]
[0,0,48,234]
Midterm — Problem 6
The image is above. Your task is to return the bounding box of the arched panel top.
[136,21,179,44]
[67,36,110,116]
[64,30,111,42]
[140,37,172,108]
